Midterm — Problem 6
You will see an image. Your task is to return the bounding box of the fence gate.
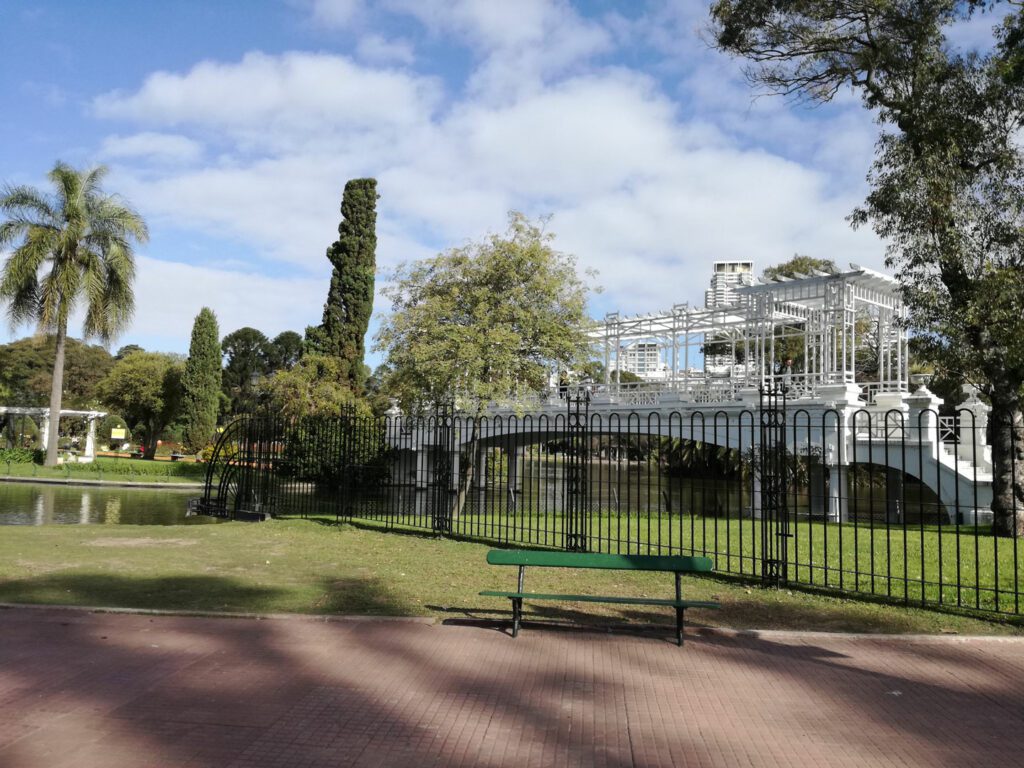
[430,405,455,534]
[563,392,591,551]
[759,386,790,586]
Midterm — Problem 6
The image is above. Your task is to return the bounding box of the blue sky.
[2,0,1003,363]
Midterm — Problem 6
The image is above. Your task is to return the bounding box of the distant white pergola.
[593,265,908,403]
[0,406,108,463]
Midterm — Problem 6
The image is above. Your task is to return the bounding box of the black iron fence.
[197,394,1023,616]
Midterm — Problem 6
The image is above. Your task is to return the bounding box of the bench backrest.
[486,549,713,573]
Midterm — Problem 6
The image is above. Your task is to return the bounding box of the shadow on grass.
[0,573,281,613]
[0,572,412,617]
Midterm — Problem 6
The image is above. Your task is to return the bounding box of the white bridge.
[386,266,993,524]
[386,382,992,525]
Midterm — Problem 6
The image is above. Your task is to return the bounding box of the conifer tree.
[307,178,378,390]
[181,307,221,453]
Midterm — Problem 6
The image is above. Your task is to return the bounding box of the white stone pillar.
[828,465,849,523]
[749,472,762,519]
[415,450,429,489]
[474,446,487,489]
[84,417,97,463]
[959,386,991,466]
[907,386,943,450]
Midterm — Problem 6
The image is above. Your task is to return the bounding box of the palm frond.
[0,184,58,223]
[2,160,145,342]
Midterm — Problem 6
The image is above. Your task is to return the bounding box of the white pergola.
[592,265,908,402]
[0,406,108,462]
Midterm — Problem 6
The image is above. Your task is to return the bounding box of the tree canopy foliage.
[96,351,182,459]
[0,336,113,407]
[375,212,595,415]
[221,326,270,415]
[181,307,221,453]
[761,254,837,282]
[260,353,370,420]
[0,162,146,465]
[266,330,303,372]
[711,0,1024,535]
[306,178,378,391]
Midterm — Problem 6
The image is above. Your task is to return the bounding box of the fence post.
[759,385,789,586]
[564,391,590,552]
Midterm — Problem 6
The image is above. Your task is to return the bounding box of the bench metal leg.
[512,598,522,638]
[675,573,684,646]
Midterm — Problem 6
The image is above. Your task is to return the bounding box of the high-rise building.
[619,342,661,377]
[704,261,754,370]
[704,261,754,308]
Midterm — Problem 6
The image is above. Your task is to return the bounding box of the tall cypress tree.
[181,307,221,453]
[308,178,378,390]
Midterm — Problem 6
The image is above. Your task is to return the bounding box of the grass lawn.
[1,516,1021,636]
[1,456,205,485]
[342,504,1023,614]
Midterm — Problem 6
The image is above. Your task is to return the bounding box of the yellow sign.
[110,428,126,439]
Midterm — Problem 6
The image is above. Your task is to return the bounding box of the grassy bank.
[317,504,1024,614]
[1,456,205,485]
[0,517,1020,635]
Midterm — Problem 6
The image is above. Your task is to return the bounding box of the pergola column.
[84,416,98,463]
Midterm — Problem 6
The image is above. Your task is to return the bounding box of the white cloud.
[100,132,203,164]
[305,0,364,28]
[93,52,442,149]
[130,256,325,346]
[84,4,886,352]
[355,34,415,66]
[388,0,612,100]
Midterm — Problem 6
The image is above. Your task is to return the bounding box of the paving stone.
[0,607,1021,767]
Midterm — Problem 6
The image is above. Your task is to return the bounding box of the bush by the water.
[0,447,42,464]
[67,457,208,480]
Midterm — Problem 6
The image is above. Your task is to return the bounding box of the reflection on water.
[0,482,219,525]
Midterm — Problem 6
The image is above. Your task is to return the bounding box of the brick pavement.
[0,606,1022,767]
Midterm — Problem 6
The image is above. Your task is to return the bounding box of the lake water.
[0,482,220,525]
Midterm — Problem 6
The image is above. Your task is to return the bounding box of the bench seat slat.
[480,590,720,609]
[485,550,713,572]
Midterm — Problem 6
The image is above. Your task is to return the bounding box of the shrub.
[0,447,41,464]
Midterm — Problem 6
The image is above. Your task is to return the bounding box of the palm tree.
[0,162,147,466]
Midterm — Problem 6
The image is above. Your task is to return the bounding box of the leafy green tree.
[96,352,183,459]
[181,307,221,453]
[261,353,369,420]
[221,327,270,415]
[266,330,303,372]
[307,178,378,390]
[712,1,1024,535]
[0,162,146,465]
[376,212,595,515]
[364,363,396,416]
[115,344,144,359]
[609,369,644,384]
[0,336,114,407]
[763,255,841,369]
[761,255,837,282]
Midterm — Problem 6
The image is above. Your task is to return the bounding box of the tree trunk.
[143,426,159,460]
[451,418,480,520]
[989,397,1024,538]
[44,324,67,467]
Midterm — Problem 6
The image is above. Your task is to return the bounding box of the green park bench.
[480,549,719,646]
